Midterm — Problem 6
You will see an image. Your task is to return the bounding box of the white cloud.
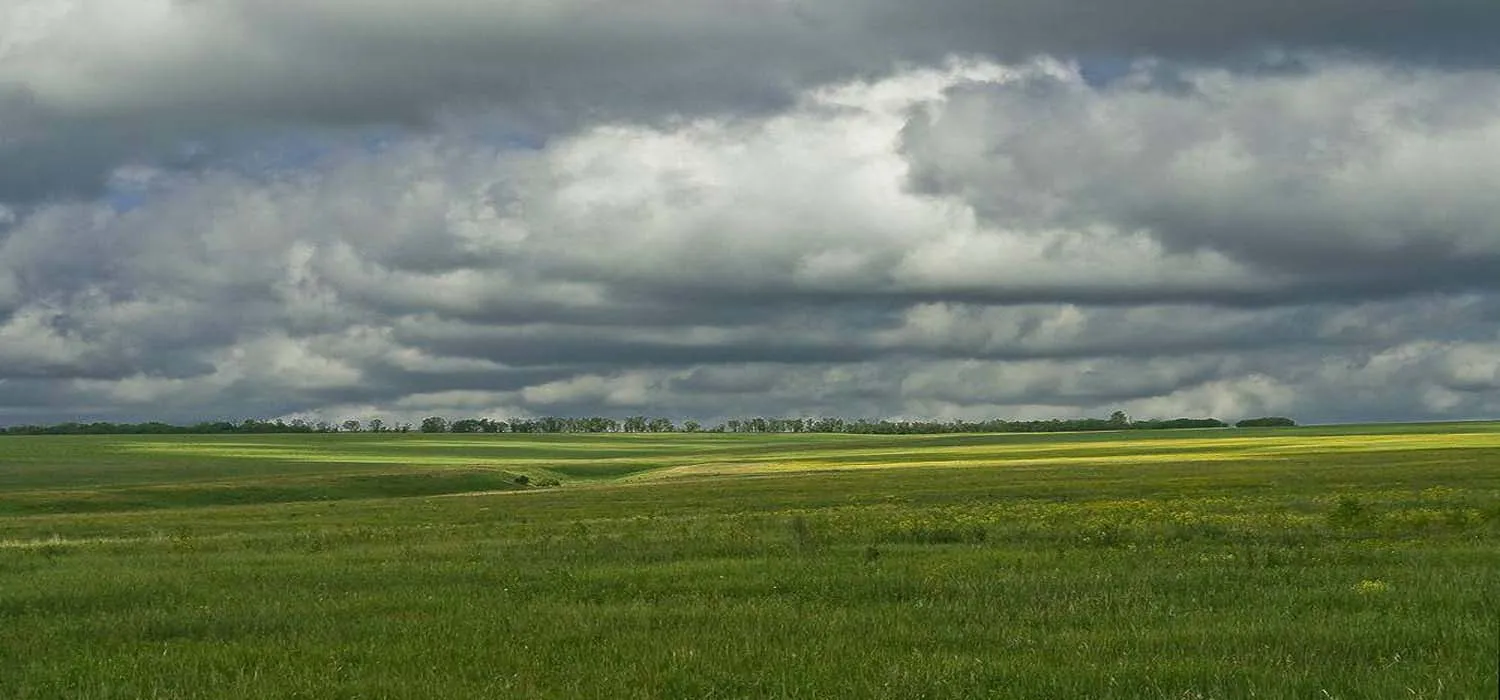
[0,306,90,371]
[521,372,664,408]
[1441,343,1500,391]
[901,59,1500,287]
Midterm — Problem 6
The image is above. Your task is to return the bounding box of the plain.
[1,423,1497,698]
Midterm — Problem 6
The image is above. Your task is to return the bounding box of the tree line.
[0,413,1296,436]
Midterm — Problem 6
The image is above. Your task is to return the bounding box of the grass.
[1,423,1497,698]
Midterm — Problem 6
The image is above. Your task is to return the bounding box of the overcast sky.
[2,0,1498,426]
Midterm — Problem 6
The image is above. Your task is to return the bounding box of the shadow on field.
[0,468,542,515]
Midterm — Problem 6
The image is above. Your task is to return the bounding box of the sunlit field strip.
[628,452,1282,480]
[115,429,1500,479]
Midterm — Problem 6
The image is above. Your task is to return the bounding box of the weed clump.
[789,515,817,552]
[1328,496,1369,528]
[903,525,987,545]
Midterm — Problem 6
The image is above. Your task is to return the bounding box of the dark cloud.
[6,0,1500,205]
[867,0,1500,65]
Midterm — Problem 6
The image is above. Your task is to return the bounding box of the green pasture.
[1,423,1497,698]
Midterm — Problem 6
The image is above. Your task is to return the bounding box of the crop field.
[1,423,1498,698]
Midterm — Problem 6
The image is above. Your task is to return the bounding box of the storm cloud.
[0,2,1497,425]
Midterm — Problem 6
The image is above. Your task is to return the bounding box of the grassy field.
[1,423,1497,698]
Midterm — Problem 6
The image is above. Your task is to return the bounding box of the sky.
[1,0,1499,427]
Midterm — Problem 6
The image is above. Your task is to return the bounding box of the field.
[1,423,1497,698]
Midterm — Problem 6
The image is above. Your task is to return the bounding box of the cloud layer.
[5,0,1500,203]
[1,3,1497,425]
[3,53,1499,425]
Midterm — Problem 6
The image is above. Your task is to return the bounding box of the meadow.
[1,423,1497,698]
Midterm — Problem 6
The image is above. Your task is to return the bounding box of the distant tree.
[1133,418,1228,430]
[810,417,845,433]
[449,419,482,433]
[1236,417,1297,428]
[0,412,1299,438]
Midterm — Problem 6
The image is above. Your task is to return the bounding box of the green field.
[2,423,1497,698]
